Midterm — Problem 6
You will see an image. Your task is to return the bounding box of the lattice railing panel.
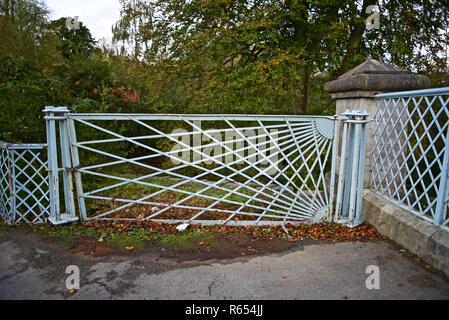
[69,114,337,225]
[372,89,449,228]
[0,143,49,224]
[0,143,12,222]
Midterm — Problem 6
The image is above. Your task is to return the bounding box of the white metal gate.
[55,111,339,225]
[0,107,368,226]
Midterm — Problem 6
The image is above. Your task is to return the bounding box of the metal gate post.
[58,108,77,222]
[434,124,449,225]
[335,109,370,227]
[44,107,60,222]
[328,115,341,220]
[67,117,87,221]
[44,106,78,225]
[8,147,16,224]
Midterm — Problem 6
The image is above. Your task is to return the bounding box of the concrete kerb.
[363,189,449,278]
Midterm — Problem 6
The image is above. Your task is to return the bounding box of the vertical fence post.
[434,125,449,225]
[8,146,16,224]
[58,107,77,220]
[43,107,60,222]
[334,109,370,227]
[0,143,7,221]
[328,115,340,219]
[44,106,78,225]
[67,117,87,221]
[334,119,349,221]
[341,120,355,218]
[355,118,367,220]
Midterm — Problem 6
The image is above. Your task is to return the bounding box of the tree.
[49,17,96,59]
[0,56,67,142]
[366,1,449,75]
[0,0,49,37]
[0,0,148,146]
[0,0,61,67]
[112,0,154,60]
[112,0,449,114]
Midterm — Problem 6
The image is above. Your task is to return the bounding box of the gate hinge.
[65,166,80,173]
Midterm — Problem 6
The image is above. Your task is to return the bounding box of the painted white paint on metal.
[54,112,339,225]
[0,142,50,224]
[372,88,449,229]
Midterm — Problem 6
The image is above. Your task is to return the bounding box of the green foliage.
[0,0,448,149]
[0,221,218,249]
[156,229,217,248]
[0,1,145,145]
[49,18,96,59]
[0,56,67,142]
[112,0,449,116]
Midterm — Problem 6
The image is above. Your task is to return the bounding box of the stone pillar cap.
[325,59,430,98]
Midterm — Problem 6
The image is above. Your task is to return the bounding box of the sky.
[45,0,122,43]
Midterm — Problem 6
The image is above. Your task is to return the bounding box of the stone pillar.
[325,59,430,186]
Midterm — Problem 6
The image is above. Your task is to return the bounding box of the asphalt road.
[0,230,448,300]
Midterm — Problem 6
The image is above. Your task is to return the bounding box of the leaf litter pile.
[9,219,380,260]
[55,221,377,260]
[83,220,378,242]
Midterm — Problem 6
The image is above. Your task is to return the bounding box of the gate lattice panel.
[66,114,337,225]
[0,142,50,224]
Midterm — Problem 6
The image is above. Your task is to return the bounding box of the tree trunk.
[291,65,310,114]
[287,0,311,114]
[337,0,377,75]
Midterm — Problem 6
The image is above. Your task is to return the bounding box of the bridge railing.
[371,87,449,230]
[5,88,449,230]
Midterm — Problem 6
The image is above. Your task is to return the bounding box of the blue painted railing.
[371,87,449,229]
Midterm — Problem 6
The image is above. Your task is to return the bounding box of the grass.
[103,226,217,248]
[1,218,380,249]
[83,173,269,221]
[109,178,254,204]
[0,219,220,249]
[83,172,273,208]
[80,166,328,221]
